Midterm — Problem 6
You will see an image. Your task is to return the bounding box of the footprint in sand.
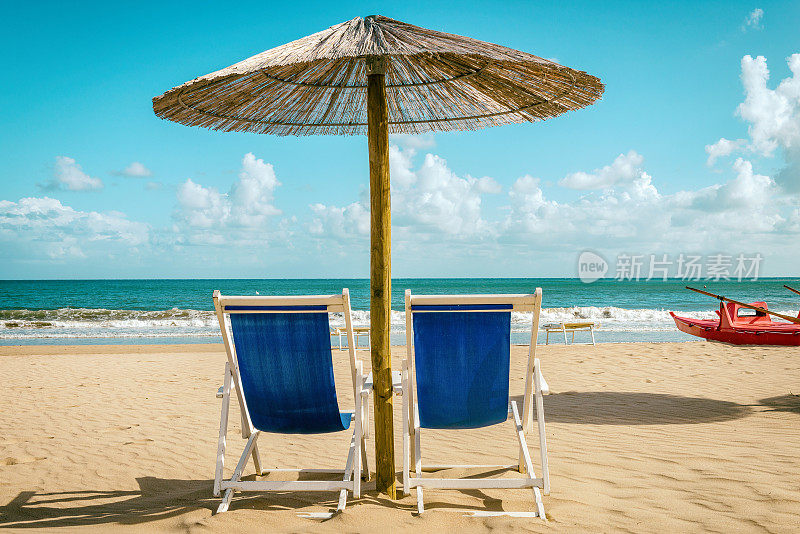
[102,424,140,433]
[3,456,46,465]
[123,438,154,446]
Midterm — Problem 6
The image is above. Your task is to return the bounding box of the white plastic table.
[331,326,371,351]
[542,322,596,345]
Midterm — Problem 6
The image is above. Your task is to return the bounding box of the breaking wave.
[6,305,792,340]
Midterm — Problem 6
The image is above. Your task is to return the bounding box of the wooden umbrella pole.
[366,55,396,498]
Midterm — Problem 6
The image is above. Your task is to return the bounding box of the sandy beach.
[1,341,799,533]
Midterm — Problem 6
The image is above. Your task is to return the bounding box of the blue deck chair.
[399,289,550,518]
[212,289,370,517]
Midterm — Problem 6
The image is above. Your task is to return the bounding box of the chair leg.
[362,396,370,440]
[402,366,410,495]
[216,431,258,514]
[251,440,263,476]
[337,425,357,513]
[407,361,416,492]
[511,401,546,520]
[534,360,550,495]
[360,434,370,481]
[354,409,362,498]
[336,429,356,512]
[217,488,234,513]
[414,404,423,514]
[214,363,232,498]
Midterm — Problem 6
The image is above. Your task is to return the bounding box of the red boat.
[670,301,800,346]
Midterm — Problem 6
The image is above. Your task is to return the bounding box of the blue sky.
[1,1,799,278]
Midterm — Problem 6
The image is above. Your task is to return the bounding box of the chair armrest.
[216,386,224,398]
[391,368,405,395]
[537,369,550,395]
[361,372,373,397]
[360,370,404,395]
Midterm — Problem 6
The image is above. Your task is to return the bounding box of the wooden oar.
[685,286,800,325]
[784,284,800,297]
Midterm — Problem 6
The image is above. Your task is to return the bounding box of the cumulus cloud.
[505,156,663,244]
[505,175,561,235]
[393,151,501,237]
[40,156,103,191]
[699,54,800,191]
[558,150,645,190]
[309,144,501,244]
[502,152,791,256]
[735,54,800,190]
[309,201,370,240]
[173,152,282,244]
[742,8,763,31]
[0,196,148,260]
[705,138,746,166]
[390,133,436,150]
[737,54,800,156]
[113,162,152,177]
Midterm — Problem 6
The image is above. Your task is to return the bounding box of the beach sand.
[1,341,799,533]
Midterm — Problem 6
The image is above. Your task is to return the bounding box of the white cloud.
[306,139,794,267]
[705,138,746,166]
[41,156,103,191]
[724,157,775,207]
[114,161,153,177]
[173,152,282,244]
[742,8,764,31]
[735,53,800,190]
[502,149,792,255]
[558,150,645,190]
[309,201,370,240]
[309,145,501,244]
[737,54,800,156]
[393,151,501,238]
[700,54,800,191]
[389,133,436,150]
[0,196,148,260]
[506,175,562,235]
[228,152,281,226]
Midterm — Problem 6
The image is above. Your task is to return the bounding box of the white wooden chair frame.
[397,289,550,518]
[212,289,370,517]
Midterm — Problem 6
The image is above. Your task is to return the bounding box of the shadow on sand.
[4,393,793,527]
[758,393,800,414]
[0,478,214,529]
[0,475,417,529]
[512,391,753,425]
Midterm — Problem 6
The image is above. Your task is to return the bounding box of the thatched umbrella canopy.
[153,15,603,498]
[153,15,602,134]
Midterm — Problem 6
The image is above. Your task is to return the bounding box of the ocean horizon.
[2,277,799,346]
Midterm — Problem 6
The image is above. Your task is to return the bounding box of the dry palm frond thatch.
[153,15,604,136]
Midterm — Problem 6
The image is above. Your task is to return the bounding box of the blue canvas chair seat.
[212,290,370,518]
[400,290,550,518]
[411,305,511,429]
[229,312,351,434]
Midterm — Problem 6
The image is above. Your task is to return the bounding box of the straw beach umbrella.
[153,15,603,497]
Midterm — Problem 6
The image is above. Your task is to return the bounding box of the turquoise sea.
[1,278,799,345]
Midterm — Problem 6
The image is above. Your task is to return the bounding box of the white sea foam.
[1,306,795,339]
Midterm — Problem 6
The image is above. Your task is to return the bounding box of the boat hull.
[670,312,800,346]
